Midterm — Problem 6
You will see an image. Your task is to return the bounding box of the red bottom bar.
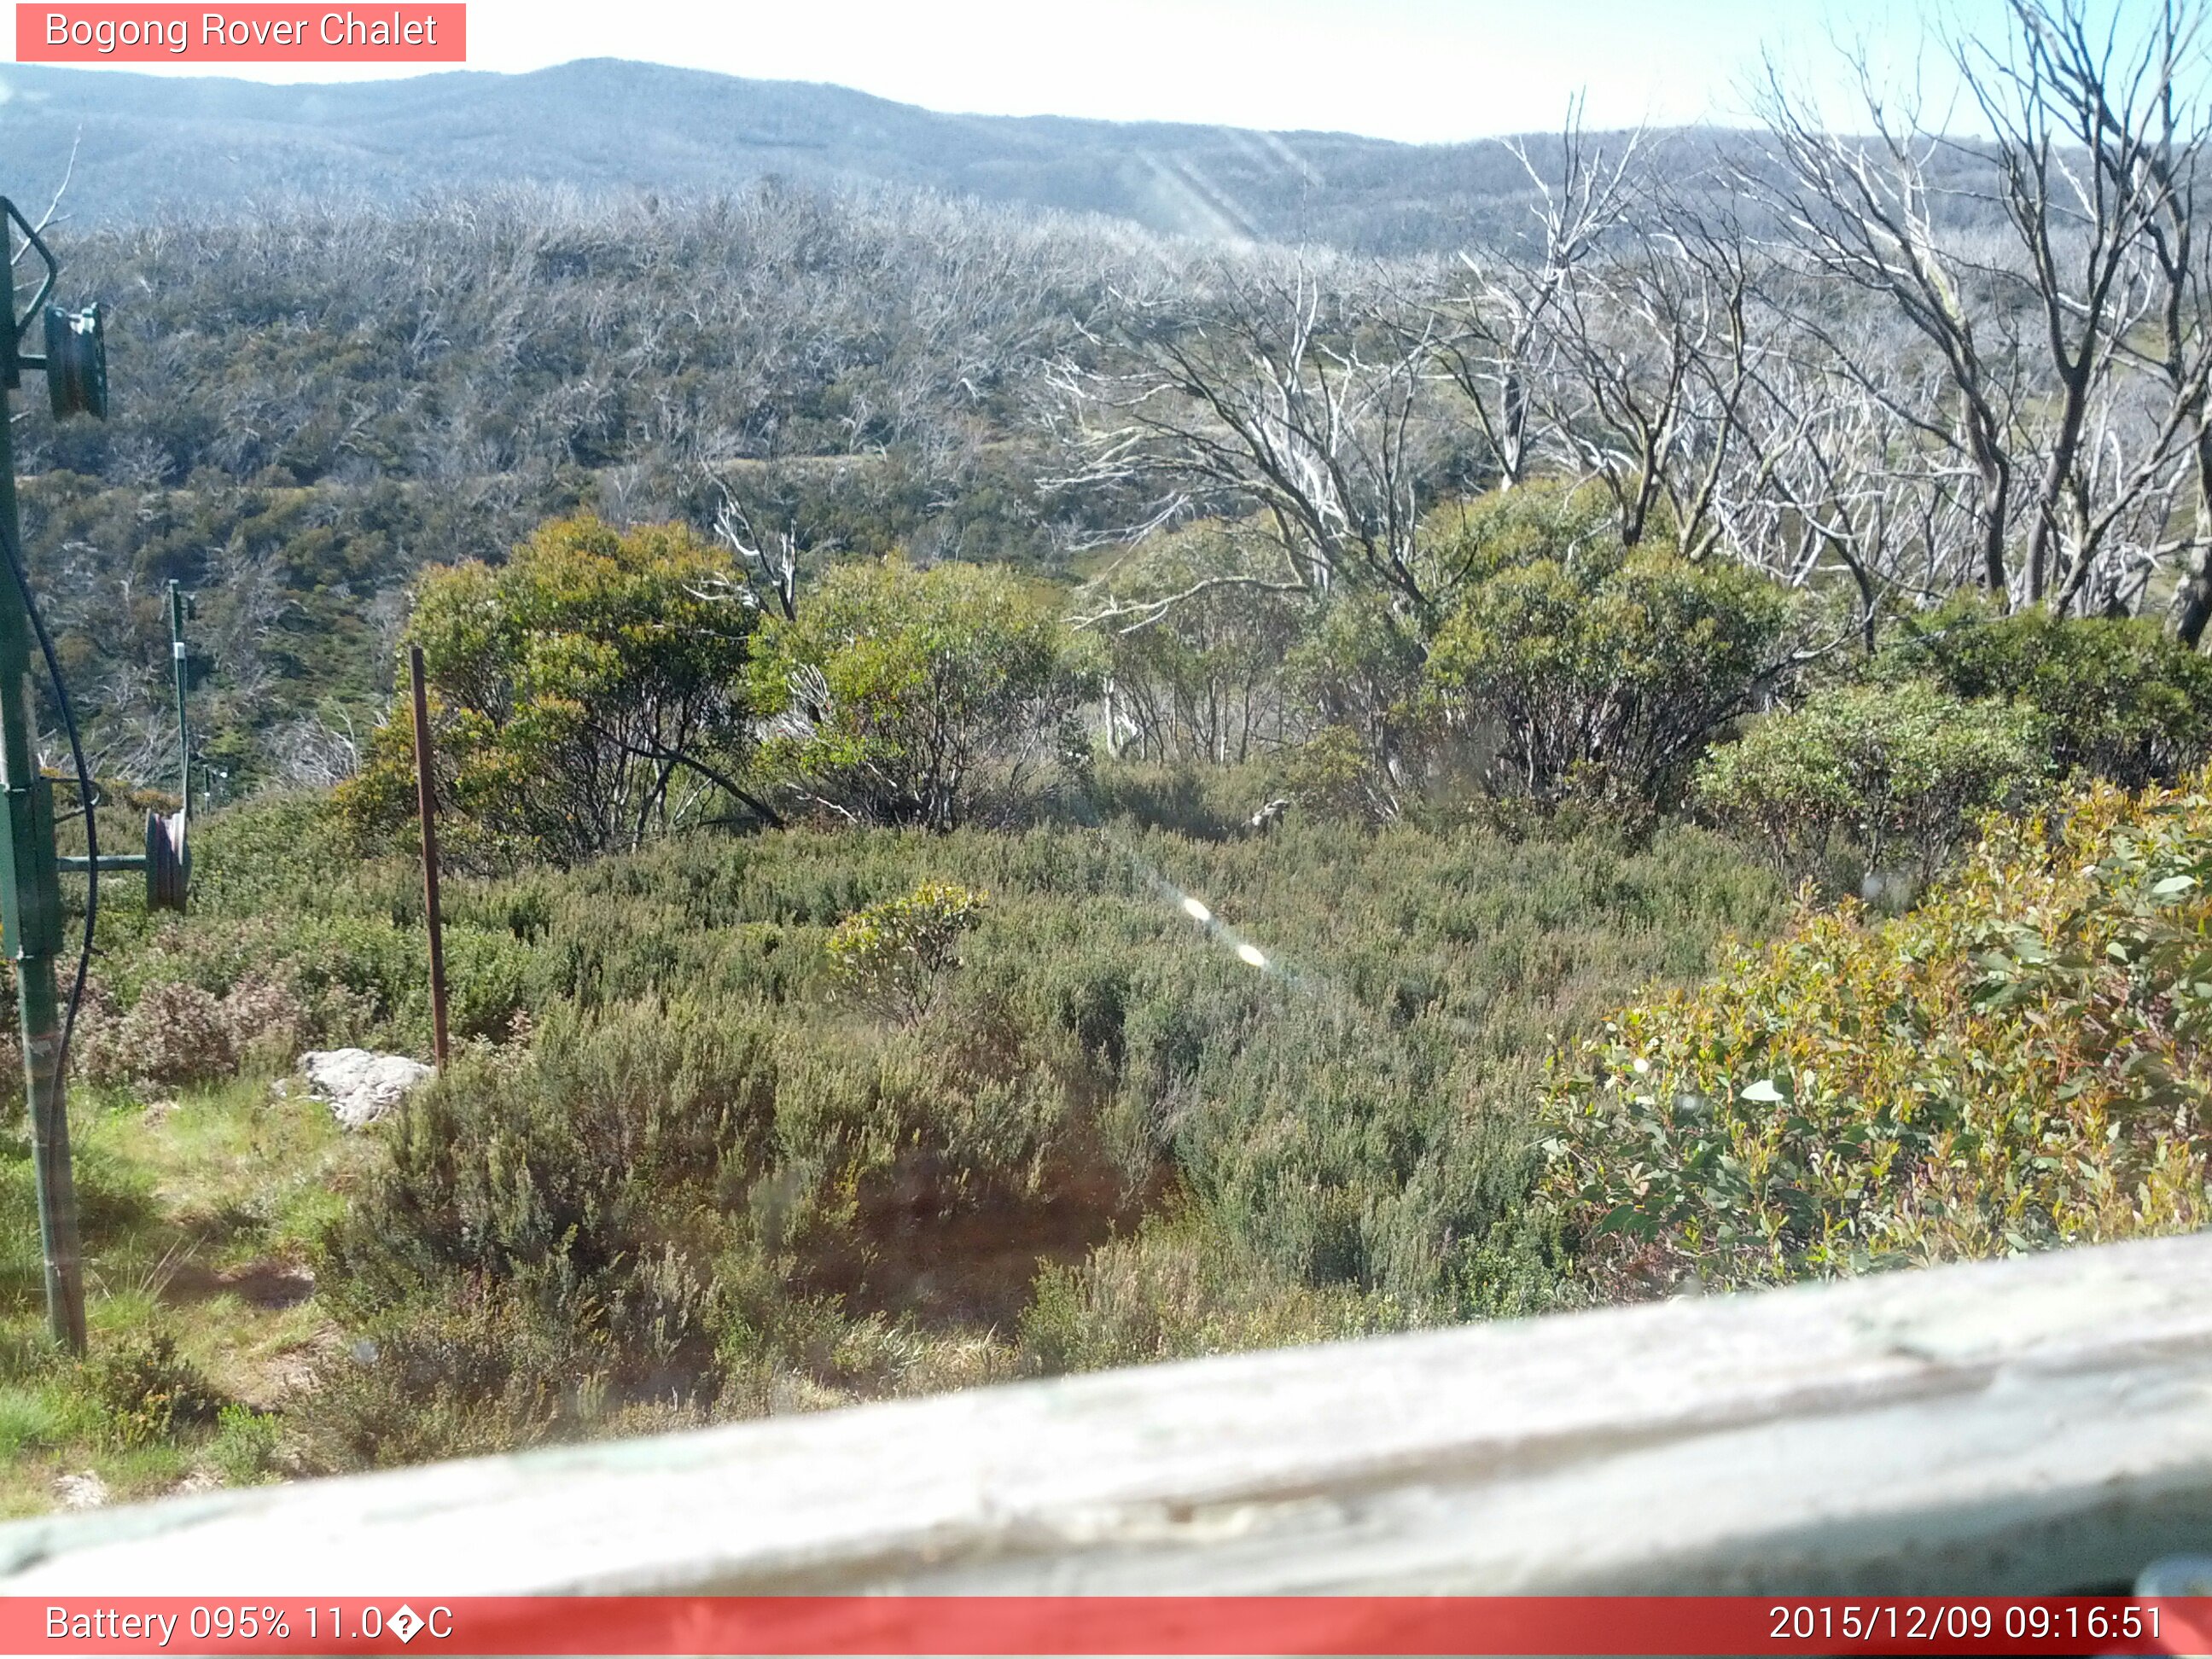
[8,1596,2211,1656]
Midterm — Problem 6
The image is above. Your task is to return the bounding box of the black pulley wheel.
[44,304,107,422]
[145,808,188,912]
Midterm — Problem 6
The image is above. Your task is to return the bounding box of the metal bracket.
[1,198,60,393]
[0,777,63,960]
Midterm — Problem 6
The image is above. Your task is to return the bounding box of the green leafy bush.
[67,745,1788,1471]
[1277,725,1396,824]
[1280,593,1430,814]
[207,1403,283,1484]
[1094,521,1314,765]
[1696,681,2049,887]
[748,556,1101,829]
[825,881,988,1022]
[1081,760,1273,841]
[340,514,765,868]
[1877,599,2212,789]
[1545,771,2212,1301]
[1424,525,1794,810]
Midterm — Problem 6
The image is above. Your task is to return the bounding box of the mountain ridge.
[0,56,1675,249]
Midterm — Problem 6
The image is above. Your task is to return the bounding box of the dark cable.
[0,508,95,1086]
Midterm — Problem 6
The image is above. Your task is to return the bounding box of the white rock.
[54,1471,108,1511]
[296,1048,434,1130]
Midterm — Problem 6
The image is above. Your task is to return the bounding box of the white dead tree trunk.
[1749,0,2212,632]
[1961,0,2191,612]
[1054,259,1452,627]
[1433,102,1644,492]
[1746,54,2027,602]
[1536,182,1761,559]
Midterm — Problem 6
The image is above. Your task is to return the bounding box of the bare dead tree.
[1433,102,1645,490]
[268,707,364,788]
[1750,3,2212,632]
[1747,50,2028,599]
[1959,0,2194,610]
[1537,181,1761,557]
[2082,0,2212,644]
[1053,257,1460,629]
[708,490,800,622]
[8,143,79,431]
[7,137,77,290]
[1718,329,1995,648]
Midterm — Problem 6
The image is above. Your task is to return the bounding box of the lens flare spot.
[1181,895,1214,923]
[1236,942,1268,969]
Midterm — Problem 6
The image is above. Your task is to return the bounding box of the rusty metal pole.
[408,646,450,1070]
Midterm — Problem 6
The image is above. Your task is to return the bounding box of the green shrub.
[79,982,234,1089]
[340,514,764,868]
[825,881,988,1023]
[1094,521,1314,765]
[87,1330,224,1448]
[207,1403,282,1484]
[84,795,540,1063]
[1278,725,1395,824]
[748,555,1102,829]
[1877,599,2212,789]
[1019,1216,1412,1373]
[1545,770,2212,1301]
[1281,593,1430,812]
[312,982,1106,1452]
[292,1295,594,1470]
[1080,760,1256,840]
[1424,528,1794,810]
[138,786,1784,1467]
[1696,681,2049,887]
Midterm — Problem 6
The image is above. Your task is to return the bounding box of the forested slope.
[18,186,1159,789]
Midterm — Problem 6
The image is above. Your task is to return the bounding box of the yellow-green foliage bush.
[340,514,765,869]
[747,555,1101,830]
[825,880,988,1022]
[1696,680,2049,887]
[1545,771,2212,1301]
[1423,491,1796,809]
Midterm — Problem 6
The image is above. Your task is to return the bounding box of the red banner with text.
[15,5,463,62]
[4,1597,2212,1656]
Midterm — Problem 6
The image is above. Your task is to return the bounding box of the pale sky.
[49,0,2052,143]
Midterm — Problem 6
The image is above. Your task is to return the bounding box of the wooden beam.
[5,1232,2212,1594]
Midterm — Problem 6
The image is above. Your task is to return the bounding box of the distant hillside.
[0,57,1656,251]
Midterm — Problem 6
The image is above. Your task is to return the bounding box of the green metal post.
[169,581,189,818]
[0,367,86,1353]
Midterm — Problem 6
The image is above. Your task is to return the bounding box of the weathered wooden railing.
[3,1231,2211,1595]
